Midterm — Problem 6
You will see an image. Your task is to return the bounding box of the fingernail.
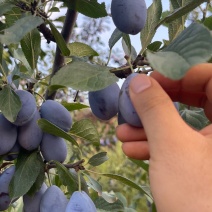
[130,74,151,94]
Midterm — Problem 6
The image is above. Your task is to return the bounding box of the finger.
[122,141,150,160]
[129,74,200,156]
[116,124,147,142]
[151,63,212,108]
[199,124,212,137]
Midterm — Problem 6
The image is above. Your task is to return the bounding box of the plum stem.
[78,171,82,192]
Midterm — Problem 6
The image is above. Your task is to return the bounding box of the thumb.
[129,74,195,155]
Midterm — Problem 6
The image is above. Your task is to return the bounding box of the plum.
[40,185,68,212]
[88,83,120,120]
[111,0,147,35]
[3,142,21,161]
[40,134,67,163]
[0,114,17,155]
[40,100,72,132]
[65,191,97,212]
[119,74,180,127]
[23,183,47,212]
[18,110,43,151]
[117,111,127,125]
[119,73,143,127]
[0,166,15,211]
[12,90,37,126]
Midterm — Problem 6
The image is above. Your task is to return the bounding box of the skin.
[116,63,212,212]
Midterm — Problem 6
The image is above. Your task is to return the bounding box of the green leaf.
[68,42,99,57]
[83,173,102,195]
[51,60,118,91]
[203,16,212,30]
[4,7,22,27]
[69,119,100,146]
[160,0,206,24]
[88,152,108,167]
[0,85,21,122]
[0,3,14,17]
[129,159,149,172]
[61,0,107,18]
[100,174,153,199]
[124,207,137,212]
[54,161,78,194]
[37,118,79,147]
[13,48,33,75]
[69,168,89,194]
[47,20,70,56]
[9,151,42,199]
[167,0,194,41]
[147,23,212,80]
[49,7,60,12]
[27,154,45,196]
[0,43,2,63]
[95,197,124,211]
[147,41,162,52]
[54,162,89,195]
[61,102,89,111]
[20,29,41,70]
[0,15,43,45]
[1,59,9,76]
[140,0,162,53]
[115,192,127,207]
[101,192,117,203]
[180,108,209,130]
[122,35,137,61]
[109,28,123,50]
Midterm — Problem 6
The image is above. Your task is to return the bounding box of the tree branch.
[45,9,78,100]
[46,159,85,171]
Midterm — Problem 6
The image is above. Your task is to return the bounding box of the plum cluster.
[24,183,96,212]
[0,90,72,162]
[88,79,141,126]
[89,74,179,127]
[0,165,97,211]
[0,90,73,210]
[111,0,147,35]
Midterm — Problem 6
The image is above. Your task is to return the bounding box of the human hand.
[116,63,212,212]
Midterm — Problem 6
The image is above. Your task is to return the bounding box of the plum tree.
[40,100,72,132]
[119,73,143,127]
[65,191,97,212]
[88,83,120,120]
[0,1,210,211]
[40,185,68,212]
[3,142,21,161]
[0,166,15,211]
[0,114,17,155]
[12,90,37,126]
[23,183,47,212]
[40,134,67,163]
[18,110,43,151]
[111,0,147,35]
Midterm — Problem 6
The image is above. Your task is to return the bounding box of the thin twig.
[47,159,85,170]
